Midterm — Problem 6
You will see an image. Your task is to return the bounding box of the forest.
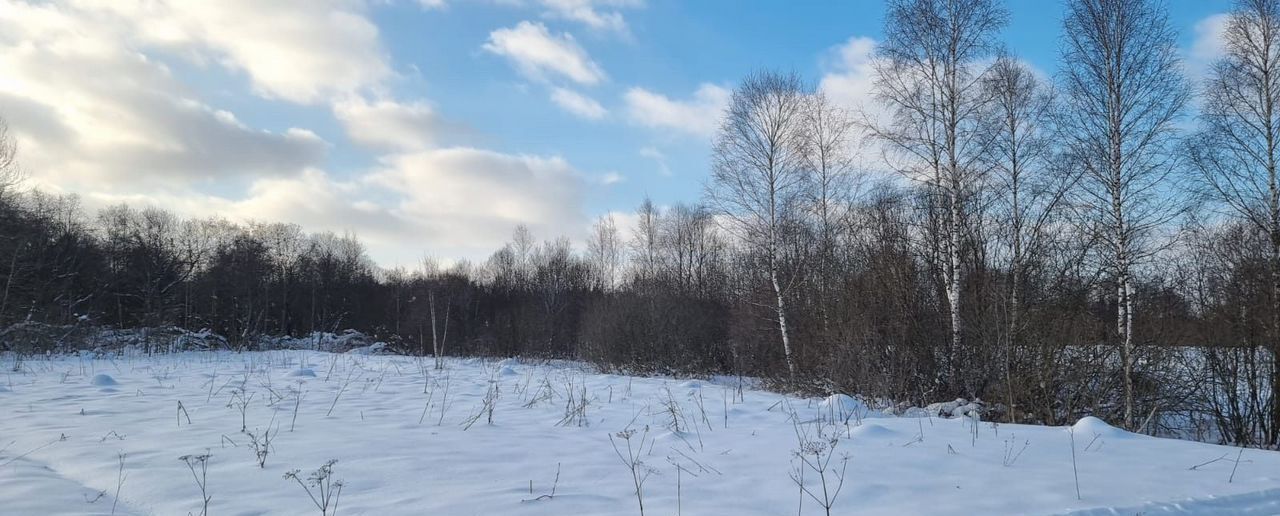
[1,0,1278,449]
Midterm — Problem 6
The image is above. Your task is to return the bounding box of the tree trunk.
[1121,272,1135,431]
[429,290,441,369]
[0,244,19,324]
[1008,226,1021,424]
[770,256,795,379]
[947,187,963,392]
[1270,201,1279,445]
[1270,131,1280,445]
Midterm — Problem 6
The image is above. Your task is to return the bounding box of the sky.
[0,0,1233,267]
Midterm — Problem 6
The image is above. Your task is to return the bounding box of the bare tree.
[659,203,725,297]
[982,54,1073,421]
[420,257,451,369]
[630,198,661,285]
[1187,0,1280,445]
[1059,0,1190,429]
[0,118,22,322]
[708,70,811,378]
[587,214,623,291]
[254,222,305,334]
[0,118,21,203]
[873,0,1008,391]
[802,91,861,342]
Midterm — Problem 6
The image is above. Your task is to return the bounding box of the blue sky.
[0,0,1233,266]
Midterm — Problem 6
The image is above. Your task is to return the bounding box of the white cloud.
[0,1,596,266]
[483,21,606,85]
[0,1,327,189]
[234,169,408,237]
[77,147,594,266]
[1188,13,1229,80]
[418,0,448,9]
[638,146,671,176]
[368,147,590,259]
[539,0,644,34]
[333,97,440,151]
[492,0,645,33]
[598,171,625,184]
[78,1,392,105]
[623,83,729,137]
[818,36,880,119]
[551,88,608,119]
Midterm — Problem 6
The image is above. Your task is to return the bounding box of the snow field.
[0,351,1278,515]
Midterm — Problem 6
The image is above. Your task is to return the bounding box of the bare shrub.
[284,459,345,516]
[178,453,212,516]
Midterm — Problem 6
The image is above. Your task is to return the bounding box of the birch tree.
[1059,0,1189,430]
[708,70,810,379]
[873,0,1008,392]
[1187,0,1280,445]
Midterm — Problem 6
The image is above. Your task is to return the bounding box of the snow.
[1,350,1278,515]
[257,330,383,354]
[816,393,879,423]
[847,423,900,440]
[1071,416,1139,441]
[89,373,118,387]
[924,397,984,419]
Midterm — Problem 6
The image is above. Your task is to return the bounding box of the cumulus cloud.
[234,169,408,237]
[76,148,593,266]
[598,171,625,185]
[0,1,594,266]
[818,36,881,120]
[492,0,645,33]
[0,1,327,188]
[638,146,671,176]
[483,21,606,85]
[551,88,608,119]
[539,0,644,34]
[623,83,730,137]
[368,147,590,259]
[1188,13,1229,80]
[333,97,440,151]
[85,0,392,104]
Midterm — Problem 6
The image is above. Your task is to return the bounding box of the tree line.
[1,0,1278,447]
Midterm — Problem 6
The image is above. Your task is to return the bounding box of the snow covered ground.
[1,351,1277,515]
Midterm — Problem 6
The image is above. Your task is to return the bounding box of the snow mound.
[817,394,874,422]
[495,358,519,376]
[678,380,702,390]
[90,374,118,386]
[653,430,693,443]
[848,423,899,440]
[0,384,10,393]
[1071,416,1140,439]
[288,368,316,378]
